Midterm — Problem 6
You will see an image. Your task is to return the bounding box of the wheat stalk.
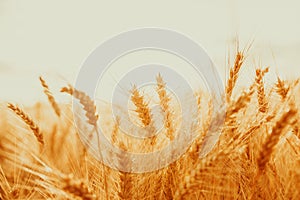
[117,142,133,200]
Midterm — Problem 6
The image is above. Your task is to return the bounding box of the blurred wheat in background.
[0,49,300,200]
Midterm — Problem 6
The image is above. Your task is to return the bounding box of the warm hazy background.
[1,0,300,103]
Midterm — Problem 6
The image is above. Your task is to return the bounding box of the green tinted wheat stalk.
[39,76,61,117]
[7,103,44,146]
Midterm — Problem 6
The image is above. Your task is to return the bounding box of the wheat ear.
[275,77,290,101]
[131,86,157,147]
[39,76,61,117]
[257,109,297,172]
[255,67,269,113]
[7,103,44,146]
[61,85,110,199]
[226,51,245,102]
[156,74,174,141]
[61,86,98,126]
[131,85,152,127]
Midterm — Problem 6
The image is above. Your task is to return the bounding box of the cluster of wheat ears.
[0,50,300,200]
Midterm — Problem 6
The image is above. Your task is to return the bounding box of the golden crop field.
[0,50,300,200]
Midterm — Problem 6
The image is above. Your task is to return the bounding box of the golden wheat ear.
[255,67,269,113]
[39,76,61,117]
[61,85,98,126]
[226,51,245,102]
[131,85,152,127]
[7,103,44,146]
[275,77,290,101]
[257,108,297,173]
[156,73,174,141]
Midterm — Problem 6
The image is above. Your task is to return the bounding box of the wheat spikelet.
[61,85,98,126]
[7,103,44,146]
[226,51,245,102]
[39,76,61,117]
[257,109,297,173]
[255,67,269,113]
[156,74,174,141]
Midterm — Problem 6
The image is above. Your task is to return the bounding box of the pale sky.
[1,0,300,103]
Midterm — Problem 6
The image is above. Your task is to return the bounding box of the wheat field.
[1,51,300,200]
